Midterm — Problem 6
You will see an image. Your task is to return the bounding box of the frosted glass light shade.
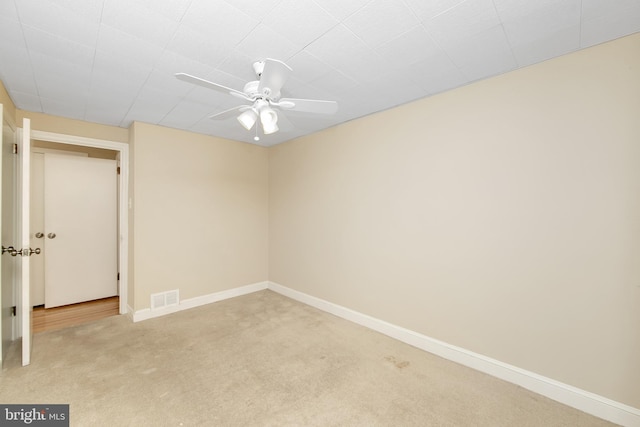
[260,108,279,134]
[237,109,258,130]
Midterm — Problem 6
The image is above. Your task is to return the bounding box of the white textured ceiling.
[0,0,639,146]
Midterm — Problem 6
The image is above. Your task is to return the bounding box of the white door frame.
[29,130,129,315]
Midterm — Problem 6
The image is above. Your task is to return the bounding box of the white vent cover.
[150,290,179,310]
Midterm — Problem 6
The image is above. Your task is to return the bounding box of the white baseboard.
[267,281,640,427]
[125,304,135,323]
[131,281,268,322]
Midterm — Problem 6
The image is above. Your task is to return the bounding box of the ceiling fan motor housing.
[253,61,265,77]
[243,81,260,97]
[243,80,278,100]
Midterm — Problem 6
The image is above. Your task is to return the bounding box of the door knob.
[35,232,44,238]
[47,233,56,239]
[9,247,42,256]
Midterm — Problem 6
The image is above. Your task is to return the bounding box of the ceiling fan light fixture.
[260,107,279,134]
[176,59,338,141]
[263,121,279,135]
[237,108,258,130]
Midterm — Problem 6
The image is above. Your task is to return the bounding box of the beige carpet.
[1,290,615,426]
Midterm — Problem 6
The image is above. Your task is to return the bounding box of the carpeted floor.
[0,290,616,426]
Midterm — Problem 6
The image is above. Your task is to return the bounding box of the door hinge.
[11,306,16,317]
[117,166,120,175]
[117,272,120,281]
[13,143,18,154]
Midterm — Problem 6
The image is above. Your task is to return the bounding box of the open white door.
[17,118,32,366]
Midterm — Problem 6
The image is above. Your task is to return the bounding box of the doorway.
[31,142,119,312]
[28,130,129,316]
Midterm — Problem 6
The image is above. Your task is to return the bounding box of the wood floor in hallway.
[32,296,119,334]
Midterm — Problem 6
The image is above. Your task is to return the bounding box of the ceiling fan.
[175,59,338,140]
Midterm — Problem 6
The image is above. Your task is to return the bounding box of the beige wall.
[0,81,16,125]
[269,33,640,407]
[6,105,270,316]
[131,122,268,311]
[16,111,128,143]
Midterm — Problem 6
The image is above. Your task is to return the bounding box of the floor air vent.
[151,290,179,310]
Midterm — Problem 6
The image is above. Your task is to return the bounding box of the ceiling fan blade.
[175,73,251,101]
[209,105,251,120]
[257,59,292,97]
[275,112,295,133]
[278,98,338,115]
